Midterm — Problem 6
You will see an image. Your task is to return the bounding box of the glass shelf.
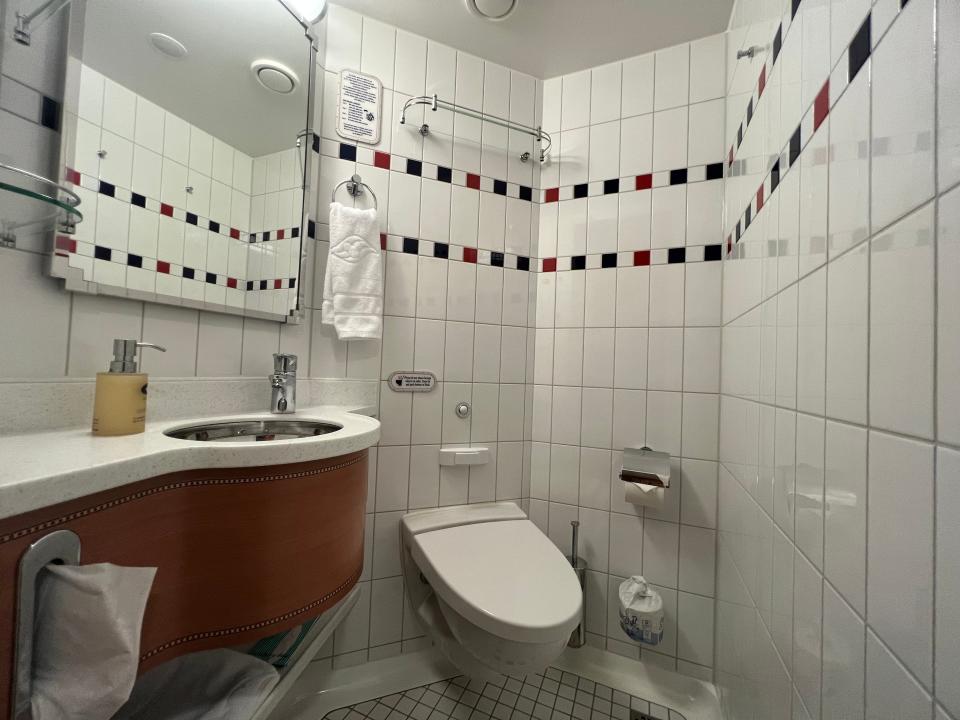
[0,163,82,245]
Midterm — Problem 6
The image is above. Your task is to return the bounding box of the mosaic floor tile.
[321,668,686,720]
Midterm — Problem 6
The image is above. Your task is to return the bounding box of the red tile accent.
[380,233,387,250]
[544,187,560,203]
[542,257,557,273]
[160,203,173,217]
[633,250,651,266]
[278,229,285,240]
[227,277,238,289]
[756,185,765,212]
[65,167,81,185]
[463,247,478,264]
[230,228,240,240]
[374,151,391,169]
[55,235,76,253]
[758,66,767,98]
[157,261,171,274]
[814,80,830,131]
[726,236,733,255]
[635,174,653,191]
[466,173,481,190]
[274,279,283,289]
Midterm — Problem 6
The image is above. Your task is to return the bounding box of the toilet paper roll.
[624,481,665,509]
[31,562,157,720]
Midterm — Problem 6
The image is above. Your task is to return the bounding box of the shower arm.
[400,94,552,163]
[13,0,72,45]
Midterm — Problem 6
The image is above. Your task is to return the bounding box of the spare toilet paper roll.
[624,481,665,509]
[31,562,157,720]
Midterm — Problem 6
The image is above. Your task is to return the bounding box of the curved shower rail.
[400,94,552,163]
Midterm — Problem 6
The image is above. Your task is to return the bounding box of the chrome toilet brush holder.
[568,520,587,648]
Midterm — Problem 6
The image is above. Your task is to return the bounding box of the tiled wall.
[717,0,960,718]
[310,5,541,668]
[525,36,727,680]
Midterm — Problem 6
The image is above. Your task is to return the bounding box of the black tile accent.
[491,252,505,267]
[205,272,217,284]
[126,253,142,268]
[40,96,60,131]
[433,242,449,259]
[437,166,452,183]
[571,255,586,270]
[308,220,316,239]
[704,244,723,262]
[339,143,357,161]
[736,221,742,241]
[183,267,195,279]
[94,245,112,261]
[789,126,802,165]
[573,183,588,199]
[771,159,781,193]
[849,14,871,81]
[260,279,268,290]
[745,206,752,229]
[604,179,619,195]
[670,169,688,185]
[667,247,686,264]
[747,98,754,124]
[186,212,198,226]
[517,256,530,271]
[406,159,422,176]
[292,227,300,238]
[131,192,146,208]
[493,179,507,196]
[249,234,257,243]
[403,237,419,254]
[209,220,220,233]
[290,278,297,288]
[519,185,533,201]
[601,253,618,268]
[773,25,783,63]
[792,0,801,18]
[737,124,743,147]
[98,181,115,197]
[312,134,320,154]
[901,0,910,7]
[246,281,254,291]
[262,231,271,242]
[706,163,724,181]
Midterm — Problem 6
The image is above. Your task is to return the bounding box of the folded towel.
[322,202,383,339]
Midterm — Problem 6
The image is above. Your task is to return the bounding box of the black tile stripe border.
[725,0,913,257]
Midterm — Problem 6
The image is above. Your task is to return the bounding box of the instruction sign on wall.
[336,69,382,144]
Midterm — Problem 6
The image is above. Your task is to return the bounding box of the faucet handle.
[273,353,298,374]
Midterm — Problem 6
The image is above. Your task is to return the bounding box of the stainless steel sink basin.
[163,419,343,442]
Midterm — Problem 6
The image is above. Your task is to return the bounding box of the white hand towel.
[322,202,383,339]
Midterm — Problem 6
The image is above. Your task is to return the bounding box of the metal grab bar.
[400,94,552,163]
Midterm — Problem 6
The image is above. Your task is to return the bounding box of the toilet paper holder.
[619,446,671,488]
[12,529,81,719]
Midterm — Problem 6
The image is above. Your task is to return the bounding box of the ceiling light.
[282,0,328,25]
[149,32,187,59]
[252,60,299,94]
[465,0,518,20]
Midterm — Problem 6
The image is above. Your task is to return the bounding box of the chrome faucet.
[270,353,297,414]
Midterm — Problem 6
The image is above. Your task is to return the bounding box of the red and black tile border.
[542,162,724,204]
[726,0,909,256]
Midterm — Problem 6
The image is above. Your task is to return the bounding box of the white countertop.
[0,405,380,521]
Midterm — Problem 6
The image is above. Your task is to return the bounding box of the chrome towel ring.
[331,173,377,209]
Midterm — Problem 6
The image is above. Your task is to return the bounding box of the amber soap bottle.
[92,339,166,436]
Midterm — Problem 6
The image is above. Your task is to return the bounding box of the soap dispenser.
[92,339,167,436]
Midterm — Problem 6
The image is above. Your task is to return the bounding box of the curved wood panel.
[0,450,368,719]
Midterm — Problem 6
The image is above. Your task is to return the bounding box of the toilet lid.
[410,519,583,644]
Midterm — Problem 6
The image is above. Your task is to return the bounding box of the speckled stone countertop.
[0,405,380,521]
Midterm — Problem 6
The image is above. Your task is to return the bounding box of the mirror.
[51,0,315,321]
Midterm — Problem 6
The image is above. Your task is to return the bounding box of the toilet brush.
[568,520,587,648]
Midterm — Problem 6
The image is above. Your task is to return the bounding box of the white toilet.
[400,502,582,680]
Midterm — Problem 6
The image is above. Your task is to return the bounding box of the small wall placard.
[388,371,436,392]
[336,69,382,144]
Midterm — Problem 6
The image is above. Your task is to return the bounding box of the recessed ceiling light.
[252,60,299,94]
[149,32,188,60]
[465,0,518,20]
[282,0,328,24]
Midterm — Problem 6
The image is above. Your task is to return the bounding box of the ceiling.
[330,0,735,79]
[82,0,313,156]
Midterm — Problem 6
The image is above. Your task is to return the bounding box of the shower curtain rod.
[400,94,552,163]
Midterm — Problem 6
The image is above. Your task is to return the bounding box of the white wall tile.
[938,185,960,444]
[866,630,933,719]
[621,54,654,118]
[936,447,960,717]
[654,43,690,111]
[561,70,591,131]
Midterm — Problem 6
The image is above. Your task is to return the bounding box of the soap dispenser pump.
[92,339,166,436]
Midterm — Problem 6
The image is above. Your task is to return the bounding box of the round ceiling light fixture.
[149,32,188,60]
[252,60,299,94]
[465,0,518,21]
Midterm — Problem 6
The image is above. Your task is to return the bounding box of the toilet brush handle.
[570,520,579,566]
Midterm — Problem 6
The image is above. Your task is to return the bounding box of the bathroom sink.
[163,419,343,442]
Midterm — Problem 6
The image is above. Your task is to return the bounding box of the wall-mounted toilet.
[401,502,582,680]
